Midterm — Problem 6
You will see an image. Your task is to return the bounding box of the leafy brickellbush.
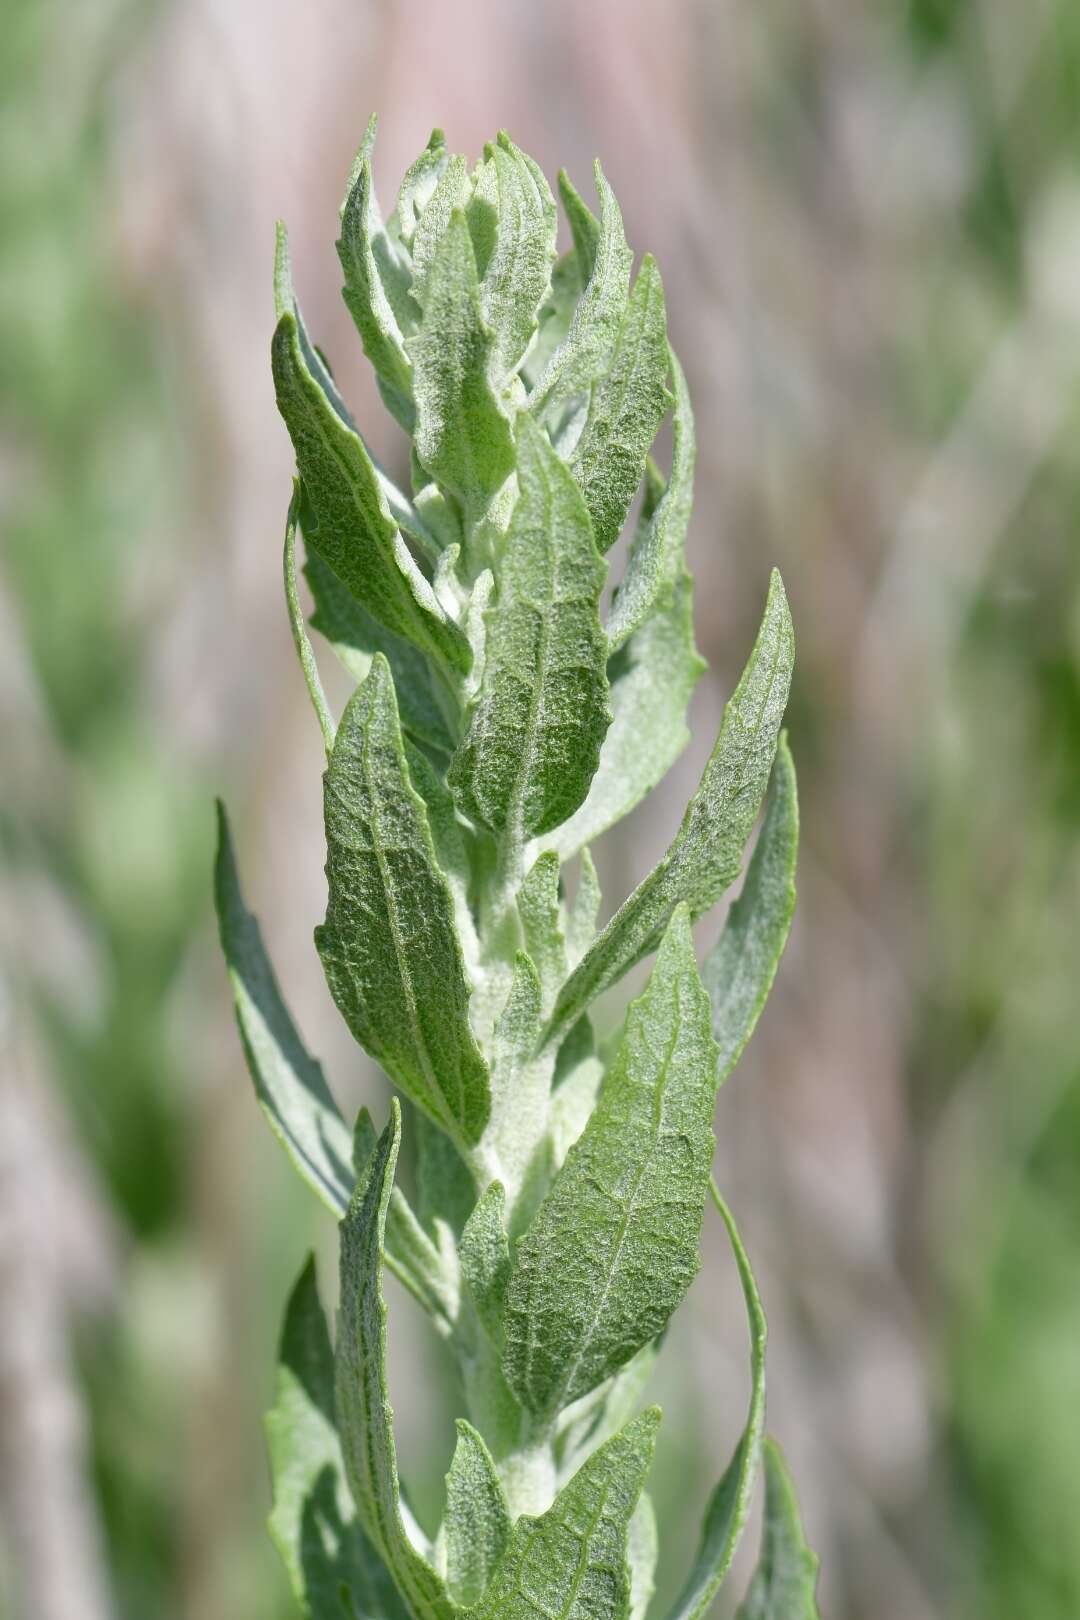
[215,118,821,1620]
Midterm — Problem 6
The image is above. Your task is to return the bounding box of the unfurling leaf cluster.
[216,117,821,1620]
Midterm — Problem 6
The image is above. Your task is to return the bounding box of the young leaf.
[410,155,471,304]
[448,412,610,842]
[395,129,451,248]
[517,851,567,1017]
[469,1409,661,1620]
[606,346,695,651]
[336,1103,455,1620]
[628,1495,659,1620]
[459,1180,512,1348]
[503,906,719,1425]
[284,484,336,756]
[355,1107,460,1336]
[545,569,794,1048]
[565,848,601,968]
[569,255,672,553]
[267,1257,407,1620]
[444,1421,512,1605]
[272,302,470,678]
[406,208,516,521]
[316,656,491,1148]
[214,802,354,1217]
[558,169,601,284]
[539,569,704,862]
[665,1184,767,1620]
[304,545,457,756]
[704,734,798,1082]
[734,1442,821,1620]
[522,251,583,390]
[338,137,415,430]
[530,163,634,422]
[468,132,557,380]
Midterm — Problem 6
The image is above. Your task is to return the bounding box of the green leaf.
[338,130,415,431]
[284,484,336,756]
[214,802,354,1217]
[628,1495,659,1620]
[539,570,704,862]
[448,413,610,842]
[569,256,672,553]
[271,289,470,679]
[316,656,491,1149]
[410,155,471,305]
[665,1184,767,1620]
[406,209,516,521]
[336,1103,455,1620]
[468,132,557,380]
[558,169,601,284]
[522,251,583,391]
[517,851,567,1017]
[734,1442,821,1620]
[266,1257,408,1620]
[565,848,601,968]
[444,1420,512,1605]
[354,1106,459,1336]
[468,1409,660,1620]
[703,734,798,1082]
[530,163,634,422]
[459,1181,511,1348]
[606,346,694,651]
[504,906,718,1425]
[304,545,457,756]
[546,570,794,1048]
[395,129,451,248]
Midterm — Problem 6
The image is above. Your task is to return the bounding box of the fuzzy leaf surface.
[459,1181,512,1347]
[734,1442,821,1620]
[469,133,557,379]
[448,413,609,841]
[214,802,354,1216]
[504,907,718,1424]
[338,144,414,427]
[336,1104,455,1620]
[267,1257,407,1620]
[569,256,671,552]
[546,570,794,1047]
[444,1421,512,1605]
[467,1410,660,1620]
[703,735,798,1082]
[316,657,490,1147]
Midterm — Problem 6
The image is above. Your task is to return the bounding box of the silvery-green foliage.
[217,119,821,1620]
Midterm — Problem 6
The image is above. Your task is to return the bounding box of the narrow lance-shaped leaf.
[665,1183,767,1620]
[448,412,610,842]
[606,345,695,651]
[459,1180,511,1347]
[214,801,354,1217]
[546,569,794,1049]
[530,162,634,421]
[443,1421,512,1606]
[569,255,672,553]
[272,235,470,679]
[704,734,798,1082]
[353,1109,459,1337]
[316,656,491,1149]
[406,208,516,522]
[410,154,471,303]
[394,128,451,248]
[336,1104,456,1620]
[540,564,704,862]
[504,905,719,1425]
[266,1256,407,1620]
[559,168,601,283]
[468,1410,661,1620]
[735,1442,821,1620]
[468,132,557,380]
[284,484,335,756]
[337,121,415,430]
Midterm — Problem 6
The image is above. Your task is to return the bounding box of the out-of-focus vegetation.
[1,2,1077,1619]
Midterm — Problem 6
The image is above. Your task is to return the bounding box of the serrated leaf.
[517,852,567,1017]
[468,1410,660,1620]
[569,255,672,552]
[530,163,634,422]
[406,209,515,522]
[338,132,415,430]
[336,1104,455,1620]
[444,1421,512,1605]
[304,545,457,757]
[504,906,718,1425]
[459,1181,511,1348]
[468,132,557,380]
[539,570,704,862]
[665,1184,767,1620]
[545,570,794,1049]
[214,802,354,1217]
[606,346,694,650]
[271,292,470,679]
[704,734,798,1082]
[448,413,610,842]
[267,1257,408,1620]
[734,1442,821,1620]
[316,657,491,1149]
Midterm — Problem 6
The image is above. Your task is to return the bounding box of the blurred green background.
[1,1,1078,1617]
